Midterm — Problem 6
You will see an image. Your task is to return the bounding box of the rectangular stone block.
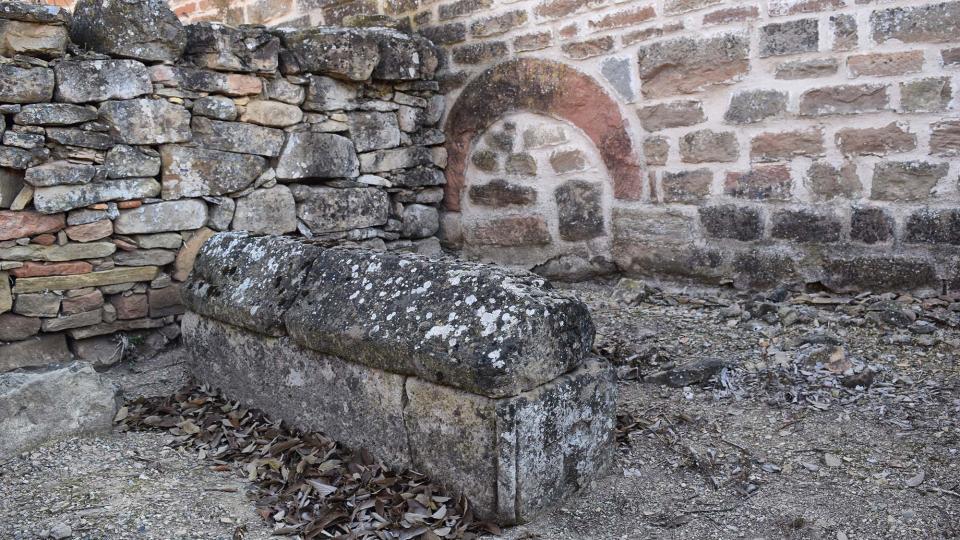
[182,312,616,525]
[0,333,71,372]
[12,266,159,294]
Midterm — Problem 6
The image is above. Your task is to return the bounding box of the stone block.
[276,132,359,180]
[403,361,615,524]
[0,19,68,58]
[724,90,787,125]
[359,146,433,174]
[71,336,122,368]
[850,207,894,244]
[104,145,161,179]
[931,120,960,157]
[114,249,176,267]
[836,122,916,156]
[182,313,412,465]
[190,117,285,157]
[347,111,401,153]
[0,363,116,459]
[239,100,303,128]
[505,153,536,176]
[643,137,669,166]
[54,60,152,103]
[470,216,552,247]
[636,100,705,132]
[61,290,104,316]
[870,2,960,44]
[302,74,358,112]
[0,242,115,263]
[774,58,839,80]
[278,27,379,80]
[612,207,695,242]
[0,65,53,103]
[760,19,818,57]
[291,185,389,233]
[24,161,96,188]
[469,179,537,207]
[33,178,161,214]
[71,0,186,62]
[724,165,792,200]
[822,256,938,293]
[14,103,97,126]
[0,209,64,241]
[185,23,279,73]
[12,267,159,294]
[161,145,268,198]
[799,84,888,116]
[732,250,798,289]
[401,203,439,239]
[830,13,857,51]
[173,227,216,282]
[680,130,739,163]
[661,169,712,204]
[806,161,861,201]
[41,309,102,332]
[147,285,184,318]
[904,208,960,244]
[180,233,321,336]
[636,32,749,97]
[114,200,209,234]
[699,205,763,241]
[750,128,824,162]
[771,209,842,243]
[871,161,947,201]
[10,261,92,279]
[0,312,40,341]
[99,99,191,145]
[0,334,71,372]
[192,96,237,121]
[67,317,165,340]
[900,77,952,113]
[556,180,604,241]
[847,51,924,78]
[232,186,297,235]
[110,293,148,320]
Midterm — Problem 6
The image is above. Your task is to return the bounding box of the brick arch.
[443,58,643,212]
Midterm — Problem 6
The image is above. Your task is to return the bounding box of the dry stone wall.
[1,0,445,372]
[158,0,960,292]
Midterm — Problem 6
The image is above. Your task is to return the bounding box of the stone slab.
[12,266,159,294]
[0,333,72,372]
[0,362,117,459]
[180,232,321,337]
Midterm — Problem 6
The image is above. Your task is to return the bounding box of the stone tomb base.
[183,312,616,524]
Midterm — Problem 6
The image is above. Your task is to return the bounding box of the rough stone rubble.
[0,0,444,458]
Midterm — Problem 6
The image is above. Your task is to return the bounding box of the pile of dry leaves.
[115,386,501,540]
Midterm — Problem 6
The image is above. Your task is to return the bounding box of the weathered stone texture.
[291,185,389,233]
[276,132,359,180]
[54,60,152,104]
[637,100,705,132]
[871,161,948,201]
[232,186,297,235]
[70,0,187,62]
[161,145,268,198]
[799,85,888,116]
[636,33,749,97]
[99,99,191,145]
[556,180,604,241]
[680,130,739,163]
[699,205,763,241]
[0,363,117,459]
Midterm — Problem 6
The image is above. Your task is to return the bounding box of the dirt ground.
[1,279,958,539]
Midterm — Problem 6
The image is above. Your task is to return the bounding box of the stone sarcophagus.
[180,232,616,524]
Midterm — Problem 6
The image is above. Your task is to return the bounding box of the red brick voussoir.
[443,58,642,212]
